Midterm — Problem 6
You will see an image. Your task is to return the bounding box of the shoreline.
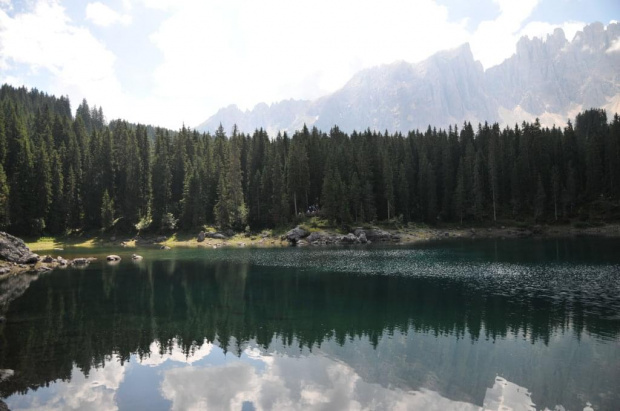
[1,222,619,295]
[22,223,620,252]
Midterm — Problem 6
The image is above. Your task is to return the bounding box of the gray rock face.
[0,232,39,264]
[198,22,620,134]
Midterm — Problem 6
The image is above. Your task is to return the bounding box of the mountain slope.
[197,22,620,135]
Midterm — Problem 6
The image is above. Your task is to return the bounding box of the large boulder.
[197,231,206,242]
[0,232,39,264]
[363,229,394,242]
[339,233,359,244]
[306,232,323,243]
[285,226,310,245]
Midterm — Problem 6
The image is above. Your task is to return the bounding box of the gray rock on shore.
[285,226,310,244]
[206,232,226,240]
[0,232,39,264]
[197,231,206,242]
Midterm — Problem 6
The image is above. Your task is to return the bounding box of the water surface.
[0,238,619,410]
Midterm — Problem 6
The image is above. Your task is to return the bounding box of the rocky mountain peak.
[198,22,620,135]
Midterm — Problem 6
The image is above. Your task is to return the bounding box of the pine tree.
[534,175,546,221]
[0,165,9,229]
[101,189,114,229]
[286,136,309,217]
[151,129,172,230]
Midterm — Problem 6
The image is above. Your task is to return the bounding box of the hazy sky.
[0,0,618,129]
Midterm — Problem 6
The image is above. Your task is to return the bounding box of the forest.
[0,83,619,237]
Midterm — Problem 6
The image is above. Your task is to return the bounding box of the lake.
[0,238,619,410]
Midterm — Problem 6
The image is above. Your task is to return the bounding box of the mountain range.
[197,22,620,135]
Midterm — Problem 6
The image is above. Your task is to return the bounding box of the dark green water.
[0,238,619,410]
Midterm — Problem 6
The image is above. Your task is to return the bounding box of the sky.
[0,0,618,129]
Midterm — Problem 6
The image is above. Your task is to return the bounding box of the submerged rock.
[132,254,143,260]
[0,232,39,264]
[160,245,171,250]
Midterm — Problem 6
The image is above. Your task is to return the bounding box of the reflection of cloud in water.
[6,358,125,411]
[160,347,541,411]
[138,339,214,367]
[4,342,572,411]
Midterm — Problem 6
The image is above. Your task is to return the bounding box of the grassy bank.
[22,221,620,252]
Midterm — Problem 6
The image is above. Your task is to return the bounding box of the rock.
[160,245,171,250]
[42,255,55,263]
[57,257,68,265]
[0,267,10,274]
[132,254,143,260]
[340,233,359,244]
[224,229,235,238]
[37,266,52,272]
[358,232,368,243]
[0,232,40,264]
[285,226,310,245]
[307,232,323,243]
[207,232,226,240]
[364,229,393,242]
[197,231,206,242]
[71,258,90,265]
[106,255,121,261]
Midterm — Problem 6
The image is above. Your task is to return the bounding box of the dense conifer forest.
[0,84,619,236]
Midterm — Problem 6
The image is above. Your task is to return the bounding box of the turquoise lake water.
[0,238,619,410]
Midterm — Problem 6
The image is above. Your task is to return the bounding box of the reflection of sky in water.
[6,332,594,411]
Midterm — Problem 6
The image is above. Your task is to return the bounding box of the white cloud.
[139,339,214,367]
[6,359,126,411]
[159,345,539,411]
[470,0,541,69]
[146,0,471,128]
[86,2,132,27]
[0,0,125,112]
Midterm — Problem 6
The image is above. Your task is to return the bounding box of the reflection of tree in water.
[0,259,618,398]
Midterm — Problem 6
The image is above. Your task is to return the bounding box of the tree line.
[0,83,619,236]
